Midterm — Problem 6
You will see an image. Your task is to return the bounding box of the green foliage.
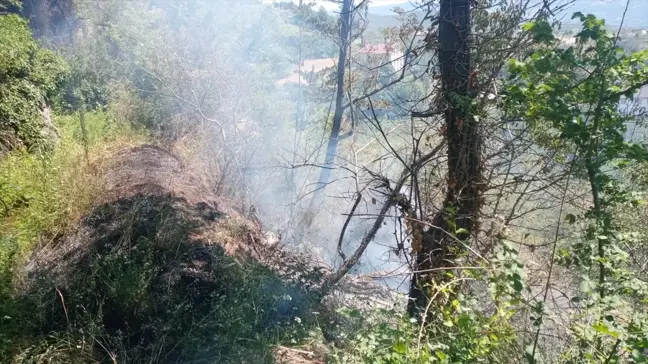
[0,111,146,254]
[9,1,648,363]
[0,110,147,359]
[0,14,68,152]
[0,0,21,12]
[0,111,147,357]
[56,0,299,140]
[332,297,516,363]
[274,1,338,59]
[331,245,527,363]
[504,14,648,362]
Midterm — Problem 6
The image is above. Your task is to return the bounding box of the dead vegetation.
[3,144,395,363]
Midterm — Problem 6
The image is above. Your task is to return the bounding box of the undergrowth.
[0,111,147,255]
[0,111,147,360]
[330,299,517,364]
[1,195,317,363]
[0,112,320,362]
[0,110,327,363]
[0,107,520,364]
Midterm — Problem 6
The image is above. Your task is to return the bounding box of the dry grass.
[0,111,148,256]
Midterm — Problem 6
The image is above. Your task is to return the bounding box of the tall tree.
[408,0,482,315]
[305,0,352,221]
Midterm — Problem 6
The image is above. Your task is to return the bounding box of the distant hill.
[366,12,401,29]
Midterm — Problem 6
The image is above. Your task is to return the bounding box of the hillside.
[3,141,396,363]
[14,144,318,362]
[2,0,648,363]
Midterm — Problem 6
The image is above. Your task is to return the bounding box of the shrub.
[331,304,516,364]
[0,111,146,254]
[0,14,68,153]
[0,110,147,358]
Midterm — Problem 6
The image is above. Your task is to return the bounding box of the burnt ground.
[17,145,328,363]
[11,145,397,363]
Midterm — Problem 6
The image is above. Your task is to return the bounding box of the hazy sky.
[263,0,647,28]
[263,0,411,11]
[571,0,647,28]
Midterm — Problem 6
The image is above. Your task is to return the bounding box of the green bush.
[0,110,147,358]
[331,303,516,364]
[0,14,68,152]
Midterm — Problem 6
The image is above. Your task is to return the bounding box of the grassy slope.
[0,110,515,363]
[0,111,148,360]
[0,112,324,363]
[0,111,147,256]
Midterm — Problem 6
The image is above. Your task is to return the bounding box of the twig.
[0,197,9,217]
[603,338,621,364]
[277,346,316,356]
[337,193,362,261]
[55,287,69,328]
[320,191,397,296]
[368,266,484,278]
[529,161,573,360]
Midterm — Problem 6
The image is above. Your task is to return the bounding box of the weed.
[1,193,319,362]
[0,110,147,360]
[0,111,147,254]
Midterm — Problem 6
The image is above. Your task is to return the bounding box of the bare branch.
[337,192,363,261]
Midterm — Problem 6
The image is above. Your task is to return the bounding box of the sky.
[262,0,411,12]
[263,0,647,29]
[570,0,647,28]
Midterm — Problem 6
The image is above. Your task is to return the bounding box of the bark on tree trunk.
[408,0,482,316]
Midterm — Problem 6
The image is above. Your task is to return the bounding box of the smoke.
[28,0,415,287]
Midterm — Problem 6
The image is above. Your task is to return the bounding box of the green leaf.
[592,322,618,338]
[436,350,448,361]
[512,278,524,292]
[392,341,406,354]
[522,22,535,31]
[592,322,609,334]
[522,19,555,43]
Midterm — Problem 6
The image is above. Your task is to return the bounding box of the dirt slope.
[21,145,328,363]
[19,144,398,363]
[99,145,221,209]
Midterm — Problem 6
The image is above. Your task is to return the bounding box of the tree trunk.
[408,0,482,316]
[306,0,352,220]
